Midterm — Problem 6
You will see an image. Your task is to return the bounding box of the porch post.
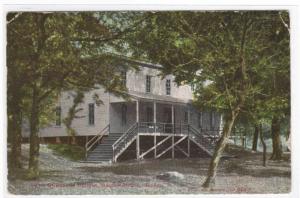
[136,100,139,123]
[172,136,175,158]
[153,101,157,133]
[187,106,190,124]
[154,135,157,158]
[171,104,174,133]
[188,136,190,157]
[136,134,140,160]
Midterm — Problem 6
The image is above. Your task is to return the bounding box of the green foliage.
[47,144,85,161]
[63,91,85,136]
[129,11,290,123]
[7,12,142,175]
[7,12,140,128]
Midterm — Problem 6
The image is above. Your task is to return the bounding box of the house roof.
[104,52,163,70]
[124,59,162,70]
[128,90,192,105]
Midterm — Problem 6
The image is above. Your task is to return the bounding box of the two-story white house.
[22,60,222,162]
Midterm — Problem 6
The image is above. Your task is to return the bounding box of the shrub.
[47,144,85,161]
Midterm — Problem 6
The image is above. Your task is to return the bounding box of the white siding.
[126,67,193,100]
[38,88,110,137]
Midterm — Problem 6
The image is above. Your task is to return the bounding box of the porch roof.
[128,90,192,105]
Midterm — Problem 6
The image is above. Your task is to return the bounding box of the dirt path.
[8,144,291,194]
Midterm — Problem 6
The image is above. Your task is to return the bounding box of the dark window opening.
[146,75,151,93]
[88,103,95,125]
[166,79,171,95]
[55,106,61,126]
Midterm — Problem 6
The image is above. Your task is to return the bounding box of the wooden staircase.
[86,133,123,162]
[188,125,217,156]
[85,122,219,163]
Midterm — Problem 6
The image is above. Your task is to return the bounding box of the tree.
[128,11,290,187]
[259,124,267,166]
[252,125,259,151]
[7,12,139,178]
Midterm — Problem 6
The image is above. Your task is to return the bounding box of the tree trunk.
[270,116,282,160]
[28,87,40,179]
[9,99,23,169]
[202,110,239,188]
[259,124,267,166]
[252,125,259,151]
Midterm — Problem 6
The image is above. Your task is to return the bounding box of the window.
[198,112,203,128]
[55,106,61,126]
[121,71,126,87]
[146,75,151,93]
[122,104,127,126]
[166,79,171,95]
[88,103,95,125]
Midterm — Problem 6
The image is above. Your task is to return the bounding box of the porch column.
[187,106,190,124]
[154,135,157,158]
[171,104,174,133]
[136,134,140,160]
[136,100,139,123]
[153,101,157,133]
[188,137,190,157]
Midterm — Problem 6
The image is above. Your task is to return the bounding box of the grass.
[47,144,85,161]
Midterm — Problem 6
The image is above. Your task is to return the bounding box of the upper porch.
[109,90,222,136]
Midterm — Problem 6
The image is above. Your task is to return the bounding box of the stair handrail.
[85,124,110,158]
[113,122,138,147]
[112,122,138,162]
[190,125,220,143]
[189,125,216,146]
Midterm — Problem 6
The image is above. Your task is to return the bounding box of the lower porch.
[109,100,191,134]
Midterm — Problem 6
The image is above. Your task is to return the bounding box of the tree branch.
[7,13,23,24]
[279,12,290,34]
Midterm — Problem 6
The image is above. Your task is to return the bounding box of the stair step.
[89,151,113,154]
[86,159,111,162]
[101,141,117,144]
[88,155,112,158]
[93,150,112,152]
[93,149,112,151]
[89,152,113,155]
[93,148,112,151]
[87,158,112,161]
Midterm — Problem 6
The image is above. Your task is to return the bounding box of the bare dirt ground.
[7,144,291,195]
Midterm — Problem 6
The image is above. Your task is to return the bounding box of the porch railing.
[138,122,189,135]
[85,124,110,158]
[112,122,139,162]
